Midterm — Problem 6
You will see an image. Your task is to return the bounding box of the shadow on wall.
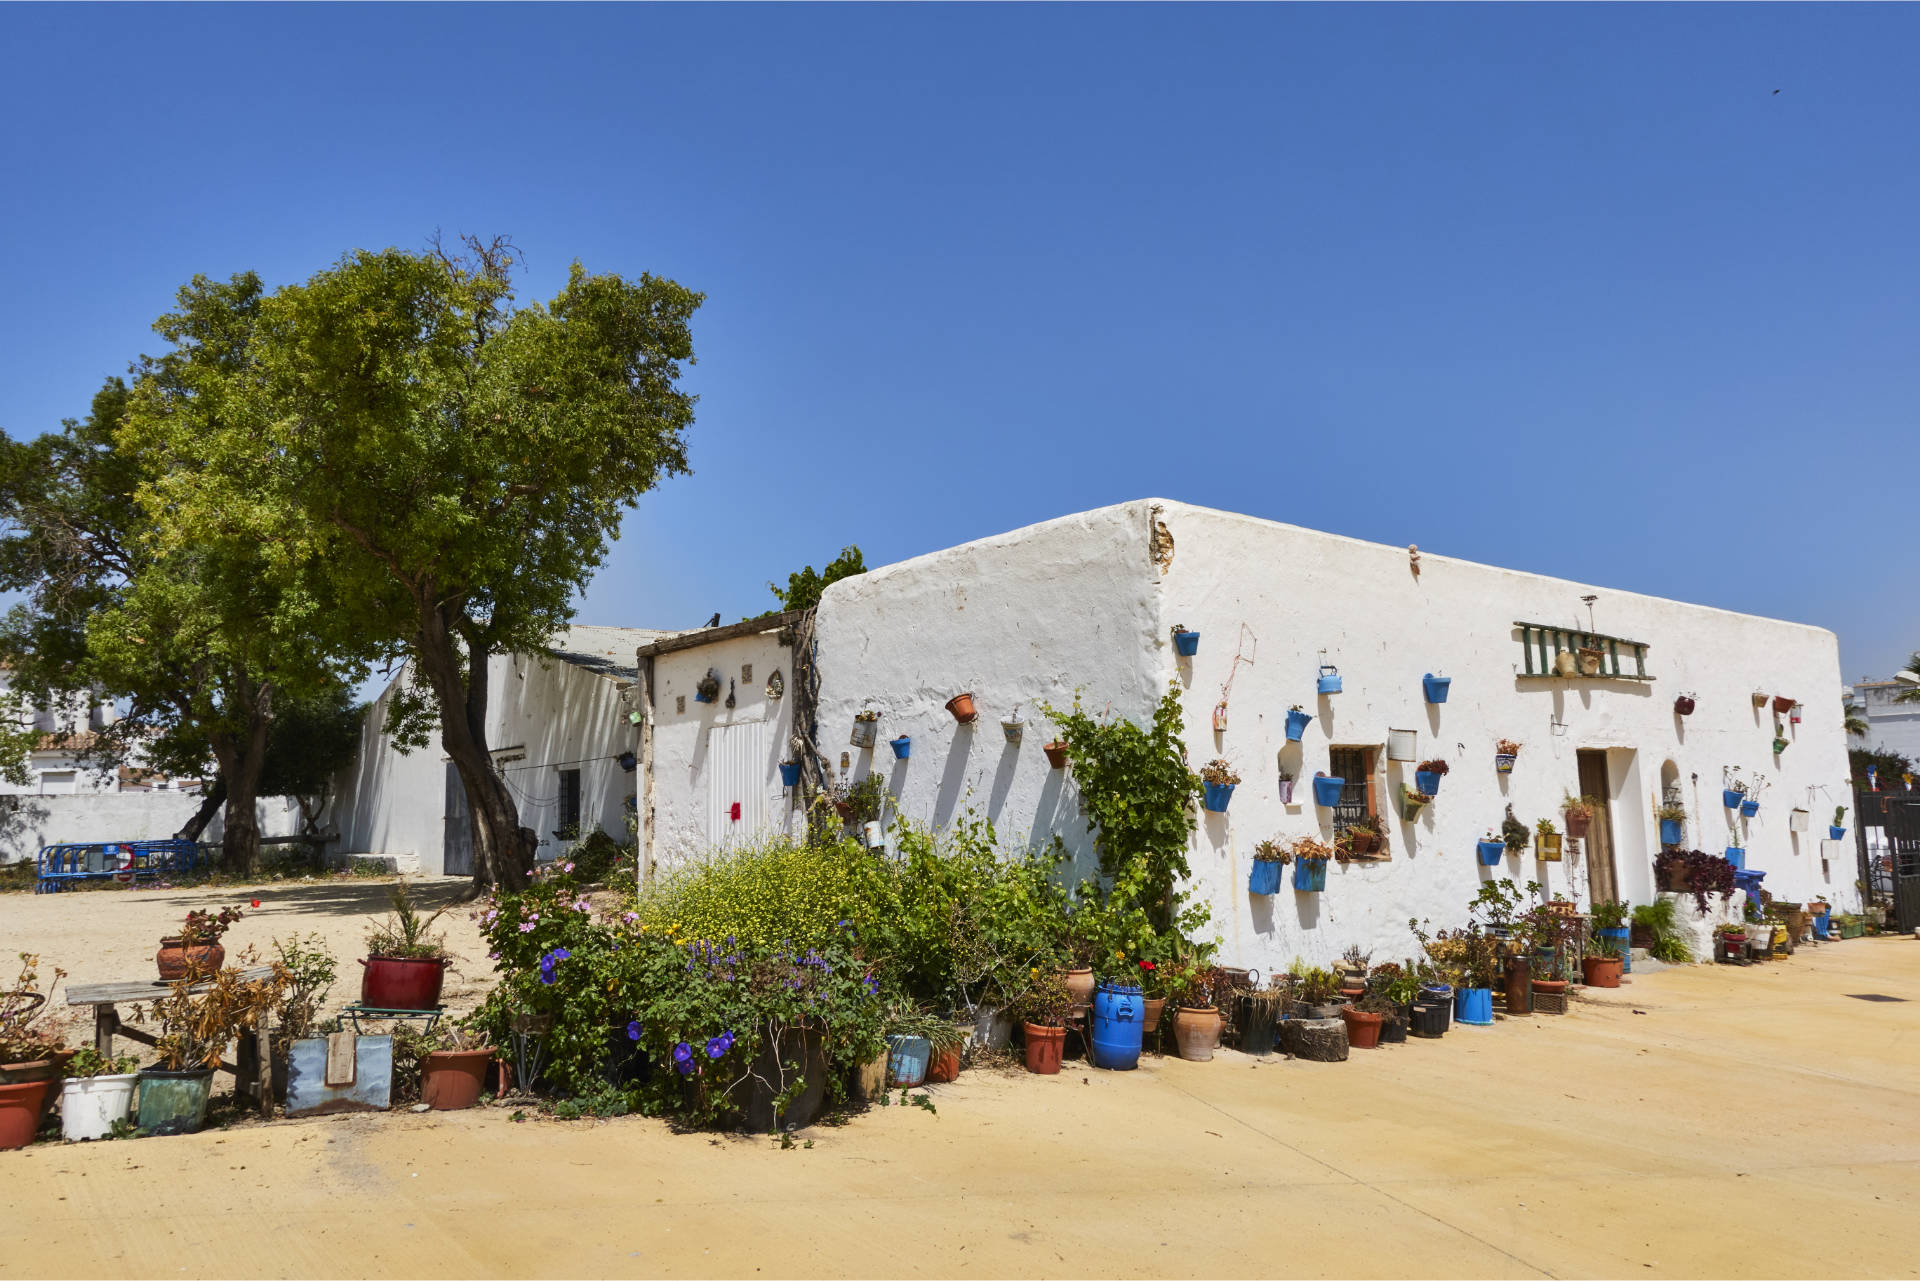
[932,723,975,829]
[0,795,51,864]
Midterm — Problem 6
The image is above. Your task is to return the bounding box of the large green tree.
[130,237,701,889]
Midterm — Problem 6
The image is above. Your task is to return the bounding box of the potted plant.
[156,906,244,981]
[1249,840,1288,896]
[1291,836,1332,891]
[1674,692,1697,716]
[778,760,801,787]
[418,1025,497,1111]
[1342,990,1391,1049]
[1043,740,1069,769]
[1654,849,1738,911]
[1200,758,1240,813]
[1311,771,1345,808]
[1740,794,1761,819]
[1000,712,1026,745]
[1535,817,1562,861]
[1494,739,1521,774]
[1477,829,1506,866]
[850,709,881,749]
[1724,843,1745,869]
[58,1047,141,1142]
[1289,966,1343,1020]
[944,692,979,724]
[1414,759,1449,795]
[1581,934,1624,987]
[1170,624,1200,657]
[1346,812,1386,857]
[694,670,721,704]
[1337,946,1370,1001]
[361,881,452,1011]
[1169,967,1224,1062]
[133,962,287,1135]
[1771,695,1796,715]
[1400,784,1433,821]
[1715,921,1749,963]
[1560,793,1596,839]
[1832,806,1848,841]
[1,953,68,1151]
[1285,705,1313,742]
[1422,672,1451,704]
[888,735,911,760]
[1656,802,1686,846]
[1277,769,1296,804]
[1772,734,1789,755]
[1501,806,1530,857]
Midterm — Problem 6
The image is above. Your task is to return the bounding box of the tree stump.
[1281,1017,1349,1062]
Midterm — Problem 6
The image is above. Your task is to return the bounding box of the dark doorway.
[443,762,473,878]
[1578,750,1620,906]
[1882,795,1920,933]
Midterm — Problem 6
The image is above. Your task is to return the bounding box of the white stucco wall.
[0,792,304,864]
[646,630,800,867]
[333,645,641,875]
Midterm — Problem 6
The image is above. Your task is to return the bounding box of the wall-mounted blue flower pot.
[1422,673,1451,704]
[1830,825,1847,841]
[1202,781,1235,813]
[889,736,911,760]
[1311,775,1345,807]
[778,761,800,787]
[1285,709,1312,742]
[1723,789,1745,809]
[693,690,716,704]
[1293,858,1327,892]
[1476,839,1505,866]
[1724,846,1745,870]
[1740,799,1759,818]
[1248,861,1283,895]
[1415,770,1443,795]
[1659,818,1683,845]
[1172,630,1200,657]
[1316,665,1343,695]
[1454,987,1494,1026]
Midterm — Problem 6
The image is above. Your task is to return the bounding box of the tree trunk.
[412,604,533,890]
[175,777,228,842]
[208,678,274,876]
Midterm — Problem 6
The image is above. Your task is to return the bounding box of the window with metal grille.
[1327,747,1372,832]
[556,768,582,840]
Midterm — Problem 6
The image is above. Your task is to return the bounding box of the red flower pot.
[421,1048,495,1110]
[927,1046,961,1083]
[156,938,225,981]
[1043,741,1069,769]
[1582,955,1623,988]
[0,1079,49,1151]
[1023,1023,1065,1075]
[945,693,979,724]
[360,955,449,1010]
[1565,812,1592,839]
[1340,1006,1384,1049]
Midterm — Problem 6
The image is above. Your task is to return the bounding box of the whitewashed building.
[634,500,1855,968]
[332,626,659,875]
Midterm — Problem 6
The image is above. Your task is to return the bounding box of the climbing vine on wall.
[1041,684,1199,927]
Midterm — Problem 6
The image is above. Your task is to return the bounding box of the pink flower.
[518,922,536,933]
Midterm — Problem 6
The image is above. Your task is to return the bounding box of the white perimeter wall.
[333,652,638,875]
[0,793,304,864]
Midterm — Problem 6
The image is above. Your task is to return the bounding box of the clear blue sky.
[3,4,1914,681]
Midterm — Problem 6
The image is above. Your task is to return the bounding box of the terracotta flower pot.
[1340,1006,1384,1049]
[1565,812,1592,839]
[1042,741,1069,769]
[1533,979,1569,995]
[927,1045,961,1083]
[0,1056,63,1126]
[155,938,225,981]
[421,1048,495,1110]
[1059,967,1095,1006]
[1772,695,1795,714]
[1172,1006,1223,1062]
[1023,1023,1065,1075]
[944,693,978,724]
[0,1079,49,1151]
[1141,997,1166,1034]
[1582,955,1623,988]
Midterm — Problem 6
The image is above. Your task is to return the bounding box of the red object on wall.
[730,802,741,822]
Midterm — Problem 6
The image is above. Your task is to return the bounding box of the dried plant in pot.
[1563,793,1599,839]
[157,906,245,980]
[132,955,288,1135]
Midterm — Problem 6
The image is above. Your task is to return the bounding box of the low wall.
[0,793,305,864]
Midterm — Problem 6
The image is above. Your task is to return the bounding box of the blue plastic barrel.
[1477,840,1505,865]
[1285,709,1312,742]
[1659,818,1683,846]
[1454,987,1493,1026]
[1293,858,1327,892]
[1312,775,1345,807]
[1173,630,1200,657]
[1422,673,1451,704]
[778,761,801,787]
[1248,860,1282,895]
[886,1035,931,1087]
[1090,983,1145,1070]
[1415,770,1443,795]
[1599,926,1631,973]
[889,736,911,760]
[1203,781,1235,813]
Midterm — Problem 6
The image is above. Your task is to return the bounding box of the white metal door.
[706,721,767,847]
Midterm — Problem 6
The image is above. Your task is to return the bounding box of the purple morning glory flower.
[627,1020,643,1041]
[672,1041,692,1064]
[675,1058,695,1076]
[705,1036,727,1059]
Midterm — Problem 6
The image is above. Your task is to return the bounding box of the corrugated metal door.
[706,721,766,847]
[443,762,473,877]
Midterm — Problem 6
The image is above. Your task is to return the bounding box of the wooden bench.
[66,967,277,1118]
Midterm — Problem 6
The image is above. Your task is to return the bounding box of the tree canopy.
[767,545,866,614]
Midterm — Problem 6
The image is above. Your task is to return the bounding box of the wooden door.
[443,762,473,878]
[1578,750,1618,905]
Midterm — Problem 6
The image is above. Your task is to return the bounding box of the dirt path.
[3,924,1917,1278]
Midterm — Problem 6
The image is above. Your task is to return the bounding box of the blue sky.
[3,4,1914,682]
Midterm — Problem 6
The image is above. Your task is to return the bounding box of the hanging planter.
[1789,705,1803,726]
[1576,646,1605,677]
[1752,691,1770,708]
[1772,736,1789,755]
[1494,739,1521,774]
[1723,788,1745,810]
[889,736,911,760]
[1399,785,1432,821]
[1785,806,1808,833]
[1659,818,1683,845]
[1311,773,1345,807]
[1387,729,1418,763]
[1476,838,1505,866]
[1202,782,1235,813]
[945,693,978,724]
[1740,798,1760,818]
[1000,717,1025,745]
[1316,664,1343,695]
[1724,846,1745,870]
[1422,673,1451,704]
[1171,626,1200,657]
[1211,702,1228,732]
[1565,796,1595,839]
[694,671,721,704]
[1285,707,1313,742]
[1414,760,1448,795]
[1771,695,1796,715]
[778,761,801,788]
[1200,760,1240,813]
[1674,693,1697,716]
[1831,825,1847,841]
[1277,776,1296,804]
[1248,859,1283,896]
[1535,828,1563,861]
[850,711,880,749]
[1293,858,1328,893]
[1042,740,1069,769]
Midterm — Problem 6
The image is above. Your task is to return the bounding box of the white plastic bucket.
[62,1074,138,1141]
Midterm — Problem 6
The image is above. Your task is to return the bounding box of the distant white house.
[1848,675,1920,765]
[330,626,661,875]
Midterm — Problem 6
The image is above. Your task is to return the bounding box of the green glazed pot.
[137,1069,214,1136]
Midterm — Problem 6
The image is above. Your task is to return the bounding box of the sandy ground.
[2,889,1918,1278]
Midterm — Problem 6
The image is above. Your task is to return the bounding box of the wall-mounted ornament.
[765,669,784,700]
